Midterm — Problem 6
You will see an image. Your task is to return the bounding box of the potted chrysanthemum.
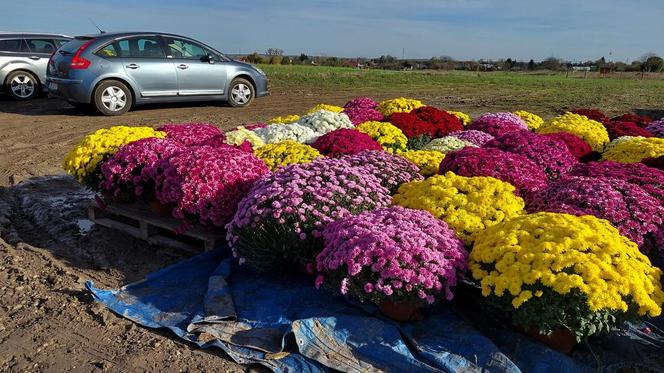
[315,206,468,322]
[469,212,664,353]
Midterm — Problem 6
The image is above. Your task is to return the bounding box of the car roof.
[0,32,72,39]
[74,32,192,39]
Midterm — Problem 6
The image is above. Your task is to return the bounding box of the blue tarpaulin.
[87,247,664,372]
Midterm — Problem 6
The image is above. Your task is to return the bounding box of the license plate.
[48,82,58,91]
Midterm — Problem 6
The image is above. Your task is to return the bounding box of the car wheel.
[5,70,39,100]
[227,78,254,107]
[93,80,132,116]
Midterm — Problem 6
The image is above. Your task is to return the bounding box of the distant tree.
[281,56,292,65]
[266,48,284,56]
[642,55,664,72]
[269,55,283,65]
[528,59,536,70]
[503,58,516,70]
[298,53,309,63]
[626,61,643,72]
[246,52,264,64]
[541,57,563,71]
[595,57,606,68]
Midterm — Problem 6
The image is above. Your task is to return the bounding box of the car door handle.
[29,56,41,60]
[126,64,140,69]
[177,64,189,70]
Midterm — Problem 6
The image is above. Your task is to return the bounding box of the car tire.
[227,78,254,107]
[93,80,132,116]
[5,70,39,100]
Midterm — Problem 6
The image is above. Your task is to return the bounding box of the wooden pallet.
[88,202,224,252]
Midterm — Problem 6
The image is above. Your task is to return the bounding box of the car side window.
[25,39,57,54]
[162,37,209,59]
[97,37,165,58]
[0,39,29,53]
[97,43,120,58]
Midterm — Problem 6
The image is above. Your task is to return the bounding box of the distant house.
[571,66,591,72]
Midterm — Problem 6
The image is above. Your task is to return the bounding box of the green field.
[260,64,664,118]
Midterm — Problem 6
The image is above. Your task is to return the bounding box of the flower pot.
[378,300,424,322]
[148,199,172,217]
[521,326,576,354]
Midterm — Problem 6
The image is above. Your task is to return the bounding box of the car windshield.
[58,37,94,54]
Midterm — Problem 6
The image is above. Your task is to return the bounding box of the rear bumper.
[45,76,90,103]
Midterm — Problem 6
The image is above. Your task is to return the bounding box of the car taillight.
[70,39,94,70]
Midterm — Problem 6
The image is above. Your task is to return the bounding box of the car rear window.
[58,37,95,54]
[0,39,28,52]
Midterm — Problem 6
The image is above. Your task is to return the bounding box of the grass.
[259,64,664,118]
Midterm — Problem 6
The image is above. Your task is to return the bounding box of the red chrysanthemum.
[541,132,594,160]
[569,109,609,123]
[311,129,383,158]
[611,113,653,128]
[604,121,653,140]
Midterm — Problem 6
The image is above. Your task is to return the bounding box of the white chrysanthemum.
[422,136,478,153]
[298,110,353,135]
[605,136,644,151]
[254,123,320,144]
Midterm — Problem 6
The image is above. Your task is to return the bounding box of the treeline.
[242,49,664,73]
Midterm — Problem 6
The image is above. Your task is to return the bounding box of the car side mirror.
[201,54,216,64]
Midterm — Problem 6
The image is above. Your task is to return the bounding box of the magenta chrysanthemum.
[226,158,392,271]
[153,145,269,227]
[342,150,422,193]
[311,129,383,157]
[569,161,664,202]
[343,106,384,125]
[526,176,664,253]
[343,96,378,109]
[439,147,548,197]
[316,206,467,306]
[100,137,185,200]
[485,131,577,180]
[448,130,495,146]
[467,112,528,137]
[159,123,224,147]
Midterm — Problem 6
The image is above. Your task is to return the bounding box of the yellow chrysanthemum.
[469,212,664,316]
[602,137,664,163]
[376,97,424,117]
[448,111,472,126]
[306,104,344,114]
[392,172,525,243]
[62,126,165,187]
[254,140,322,170]
[267,114,300,124]
[399,150,445,176]
[224,126,265,148]
[356,121,408,153]
[536,112,609,152]
[513,110,544,130]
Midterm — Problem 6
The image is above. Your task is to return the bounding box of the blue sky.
[3,0,663,61]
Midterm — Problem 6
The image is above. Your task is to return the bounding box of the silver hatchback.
[0,33,71,100]
[46,32,269,115]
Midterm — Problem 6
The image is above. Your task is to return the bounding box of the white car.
[0,32,71,100]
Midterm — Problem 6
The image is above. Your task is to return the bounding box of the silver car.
[46,32,269,115]
[0,33,71,100]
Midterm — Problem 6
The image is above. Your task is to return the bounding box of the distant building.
[571,66,591,72]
